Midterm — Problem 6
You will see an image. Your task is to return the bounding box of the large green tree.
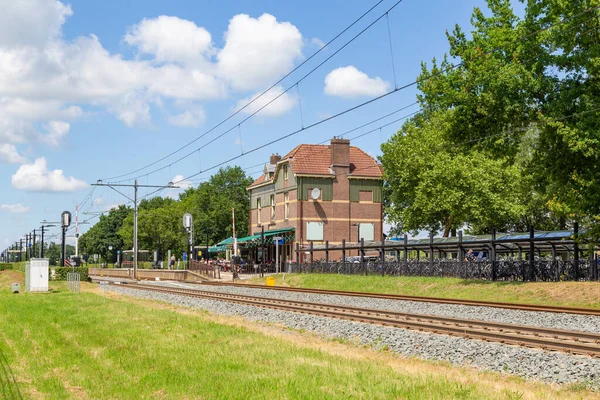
[381,111,524,236]
[78,205,132,261]
[382,0,600,236]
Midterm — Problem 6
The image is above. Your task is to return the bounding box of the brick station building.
[245,137,384,263]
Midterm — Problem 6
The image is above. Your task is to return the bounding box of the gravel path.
[109,285,600,388]
[154,281,600,334]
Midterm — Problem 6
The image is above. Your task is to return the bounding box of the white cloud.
[168,108,206,127]
[324,66,390,98]
[0,0,72,47]
[11,157,88,192]
[0,144,27,164]
[0,4,308,164]
[235,85,296,117]
[92,197,104,205]
[217,14,303,91]
[125,16,213,66]
[41,120,70,147]
[0,203,30,213]
[311,38,326,49]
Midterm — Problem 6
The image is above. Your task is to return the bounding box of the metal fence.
[67,272,80,292]
[287,257,595,282]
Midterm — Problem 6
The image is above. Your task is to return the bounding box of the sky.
[0,0,514,249]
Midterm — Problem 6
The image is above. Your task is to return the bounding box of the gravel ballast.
[160,281,600,334]
[109,284,600,387]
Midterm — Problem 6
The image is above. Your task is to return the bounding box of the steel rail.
[199,282,600,316]
[119,283,600,357]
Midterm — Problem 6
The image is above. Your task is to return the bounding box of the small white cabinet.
[25,259,49,292]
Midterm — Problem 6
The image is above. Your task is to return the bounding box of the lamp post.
[61,211,72,267]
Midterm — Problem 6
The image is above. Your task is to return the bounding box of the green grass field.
[0,271,595,399]
[255,274,600,309]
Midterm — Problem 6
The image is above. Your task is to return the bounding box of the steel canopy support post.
[341,239,346,271]
[429,232,434,271]
[458,231,464,278]
[361,238,365,275]
[380,240,385,277]
[403,234,408,271]
[574,222,579,281]
[309,241,314,270]
[295,242,299,273]
[491,228,497,281]
[552,244,558,282]
[529,225,535,281]
[590,243,597,281]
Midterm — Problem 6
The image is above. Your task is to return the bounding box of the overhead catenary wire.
[120,4,598,186]
[100,0,389,182]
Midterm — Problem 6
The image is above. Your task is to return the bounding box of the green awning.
[208,245,227,253]
[217,237,234,246]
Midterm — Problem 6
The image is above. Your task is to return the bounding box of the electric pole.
[39,221,58,258]
[92,179,179,279]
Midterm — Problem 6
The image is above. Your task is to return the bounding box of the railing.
[189,260,218,279]
[287,258,597,281]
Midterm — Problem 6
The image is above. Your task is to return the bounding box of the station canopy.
[217,228,295,248]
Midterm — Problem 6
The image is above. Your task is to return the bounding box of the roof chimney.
[270,153,281,165]
[330,137,350,168]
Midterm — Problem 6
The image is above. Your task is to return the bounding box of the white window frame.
[283,164,288,180]
[270,194,275,221]
[284,192,289,220]
[257,198,261,225]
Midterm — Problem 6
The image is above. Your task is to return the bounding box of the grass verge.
[0,271,597,399]
[247,274,600,309]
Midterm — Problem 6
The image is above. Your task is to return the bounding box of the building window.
[257,198,261,225]
[283,164,288,180]
[284,192,289,219]
[358,223,375,241]
[270,194,275,221]
[306,221,324,241]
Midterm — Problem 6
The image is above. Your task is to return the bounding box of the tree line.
[78,167,253,262]
[381,0,600,238]
[79,1,599,256]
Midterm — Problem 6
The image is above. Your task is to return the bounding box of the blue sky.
[0,0,512,248]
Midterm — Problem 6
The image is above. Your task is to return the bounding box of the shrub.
[0,263,13,271]
[53,267,89,281]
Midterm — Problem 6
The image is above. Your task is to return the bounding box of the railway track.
[119,282,600,358]
[200,281,600,316]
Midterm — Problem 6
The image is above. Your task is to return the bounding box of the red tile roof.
[249,143,383,188]
[284,144,383,177]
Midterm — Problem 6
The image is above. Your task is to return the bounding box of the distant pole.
[75,204,79,256]
[134,180,138,278]
[61,226,66,267]
[261,225,265,277]
[32,230,36,259]
[40,226,44,258]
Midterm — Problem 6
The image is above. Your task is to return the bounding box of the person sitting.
[464,249,477,262]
